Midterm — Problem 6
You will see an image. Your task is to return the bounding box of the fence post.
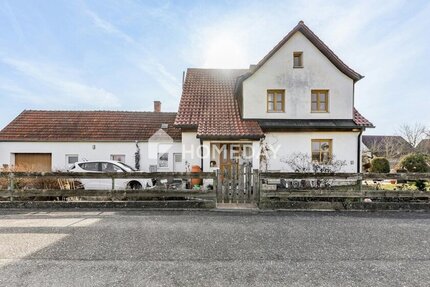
[111,176,115,201]
[356,174,363,202]
[8,172,14,202]
[215,170,222,203]
[111,176,115,190]
[253,169,260,204]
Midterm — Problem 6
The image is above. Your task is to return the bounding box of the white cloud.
[85,8,181,99]
[1,58,121,108]
[84,8,135,44]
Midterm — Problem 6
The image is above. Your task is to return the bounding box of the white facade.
[181,132,201,170]
[0,140,183,172]
[242,32,354,120]
[263,131,360,172]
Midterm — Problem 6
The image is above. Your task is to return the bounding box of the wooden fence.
[0,171,217,202]
[259,172,430,202]
[0,171,429,205]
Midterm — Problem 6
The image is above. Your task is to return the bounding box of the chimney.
[154,101,161,112]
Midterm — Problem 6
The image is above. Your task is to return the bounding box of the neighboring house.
[0,102,182,172]
[174,21,373,173]
[417,139,430,154]
[362,135,413,168]
[0,21,374,173]
[362,135,413,158]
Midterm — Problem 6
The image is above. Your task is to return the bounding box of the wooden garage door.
[15,153,52,172]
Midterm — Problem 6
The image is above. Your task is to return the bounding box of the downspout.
[200,139,204,171]
[357,130,363,173]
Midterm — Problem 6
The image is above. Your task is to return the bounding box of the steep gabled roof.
[174,68,264,139]
[174,22,372,137]
[0,110,181,142]
[240,21,363,83]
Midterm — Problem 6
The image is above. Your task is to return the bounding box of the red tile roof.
[353,108,374,127]
[175,68,264,139]
[0,110,181,141]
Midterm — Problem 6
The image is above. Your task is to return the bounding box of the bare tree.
[397,123,427,148]
[281,152,347,173]
[366,137,410,160]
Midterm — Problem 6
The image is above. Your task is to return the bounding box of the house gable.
[241,22,358,120]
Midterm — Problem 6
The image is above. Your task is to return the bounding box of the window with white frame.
[110,154,125,162]
[66,154,79,165]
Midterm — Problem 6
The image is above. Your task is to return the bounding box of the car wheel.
[127,181,142,190]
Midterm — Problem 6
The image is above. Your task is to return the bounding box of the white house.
[174,21,373,173]
[0,21,373,173]
[0,103,183,172]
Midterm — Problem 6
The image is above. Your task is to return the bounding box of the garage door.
[15,153,52,172]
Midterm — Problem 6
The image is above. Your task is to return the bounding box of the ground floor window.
[311,139,332,164]
[66,154,79,166]
[158,153,169,168]
[110,154,125,162]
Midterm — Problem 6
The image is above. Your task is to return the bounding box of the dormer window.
[267,90,285,112]
[293,52,303,68]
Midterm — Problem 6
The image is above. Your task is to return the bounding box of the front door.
[213,143,252,179]
[173,153,184,172]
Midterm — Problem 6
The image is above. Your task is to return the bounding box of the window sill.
[266,111,285,113]
[311,111,329,113]
[293,66,304,69]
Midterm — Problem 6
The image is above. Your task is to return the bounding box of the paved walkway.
[0,210,429,286]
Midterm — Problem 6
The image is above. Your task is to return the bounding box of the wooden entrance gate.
[216,161,259,204]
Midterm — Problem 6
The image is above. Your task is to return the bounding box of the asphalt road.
[0,210,429,287]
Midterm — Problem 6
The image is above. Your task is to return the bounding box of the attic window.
[293,52,303,68]
[161,123,168,129]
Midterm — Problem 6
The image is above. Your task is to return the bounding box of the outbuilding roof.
[0,110,181,142]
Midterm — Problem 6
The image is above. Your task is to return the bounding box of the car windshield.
[117,162,136,172]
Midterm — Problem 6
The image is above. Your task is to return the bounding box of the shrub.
[369,157,390,173]
[399,153,429,173]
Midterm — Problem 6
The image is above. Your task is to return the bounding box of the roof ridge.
[22,110,177,114]
[187,68,249,71]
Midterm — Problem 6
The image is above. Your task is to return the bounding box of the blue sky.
[0,0,429,135]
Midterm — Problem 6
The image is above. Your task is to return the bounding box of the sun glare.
[202,33,248,68]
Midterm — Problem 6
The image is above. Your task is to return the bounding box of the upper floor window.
[293,52,303,68]
[311,90,329,112]
[267,90,285,112]
[311,139,332,164]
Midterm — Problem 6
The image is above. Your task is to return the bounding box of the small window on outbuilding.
[66,154,79,165]
[293,52,303,68]
[110,154,125,163]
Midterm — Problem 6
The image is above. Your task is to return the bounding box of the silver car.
[69,160,153,190]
